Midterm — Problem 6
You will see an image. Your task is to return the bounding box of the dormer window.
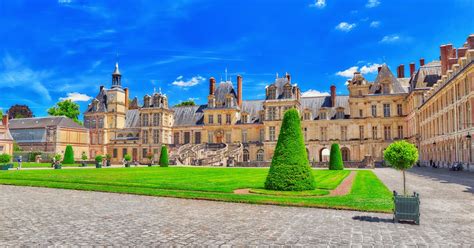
[267,86,276,99]
[320,112,327,120]
[382,84,391,94]
[225,95,233,107]
[336,109,345,119]
[303,111,311,120]
[242,113,248,123]
[208,96,216,108]
[283,84,292,99]
[143,95,151,108]
[153,95,160,107]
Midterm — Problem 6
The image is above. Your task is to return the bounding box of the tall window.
[336,110,344,119]
[283,85,291,98]
[259,129,265,142]
[226,114,231,124]
[304,127,308,141]
[371,105,377,117]
[397,125,403,139]
[153,113,160,126]
[208,131,213,143]
[153,130,159,144]
[384,126,392,140]
[217,114,222,124]
[397,104,403,116]
[208,115,214,124]
[142,130,148,144]
[359,109,363,118]
[320,127,327,141]
[242,129,248,143]
[304,112,310,120]
[359,125,364,140]
[268,107,277,120]
[341,126,347,141]
[243,149,250,162]
[269,126,276,141]
[184,132,190,144]
[122,148,127,157]
[98,118,104,128]
[320,112,327,120]
[174,132,179,145]
[242,114,248,123]
[383,104,391,117]
[142,148,148,158]
[142,114,149,127]
[195,132,201,144]
[256,149,264,161]
[268,87,276,99]
[113,148,118,158]
[372,126,378,139]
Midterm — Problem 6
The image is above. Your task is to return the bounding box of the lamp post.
[433,141,436,163]
[466,133,472,170]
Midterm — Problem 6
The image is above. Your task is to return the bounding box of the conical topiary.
[63,145,75,164]
[329,143,344,170]
[264,109,316,191]
[159,145,169,167]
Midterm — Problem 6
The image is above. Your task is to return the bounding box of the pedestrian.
[17,155,22,170]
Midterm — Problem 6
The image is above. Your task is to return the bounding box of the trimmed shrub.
[63,145,75,164]
[0,153,12,164]
[264,109,316,191]
[159,145,169,167]
[124,154,132,162]
[329,143,344,170]
[384,140,418,195]
[28,151,42,162]
[95,155,103,163]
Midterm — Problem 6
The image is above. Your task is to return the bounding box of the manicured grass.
[11,162,93,168]
[250,188,329,196]
[0,167,393,212]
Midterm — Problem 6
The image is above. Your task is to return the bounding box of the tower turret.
[112,62,122,88]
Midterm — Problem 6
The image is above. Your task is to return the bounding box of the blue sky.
[0,0,473,117]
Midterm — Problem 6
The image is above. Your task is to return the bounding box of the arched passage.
[319,148,330,162]
[341,147,350,161]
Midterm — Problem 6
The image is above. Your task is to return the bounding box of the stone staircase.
[170,143,243,167]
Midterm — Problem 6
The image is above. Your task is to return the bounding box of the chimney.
[286,72,291,83]
[209,77,216,95]
[440,45,448,75]
[330,85,336,107]
[419,58,425,67]
[397,65,405,78]
[124,88,129,109]
[2,115,8,129]
[377,66,382,73]
[237,75,243,107]
[457,47,468,58]
[467,34,474,49]
[409,63,416,76]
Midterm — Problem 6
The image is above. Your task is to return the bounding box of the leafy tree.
[383,140,419,195]
[329,143,344,170]
[0,109,3,117]
[63,145,75,164]
[265,109,315,191]
[47,100,81,124]
[0,154,12,164]
[81,152,88,161]
[8,104,33,119]
[159,145,169,167]
[174,100,196,107]
[13,142,23,152]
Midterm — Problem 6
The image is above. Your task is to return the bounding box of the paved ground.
[0,168,473,246]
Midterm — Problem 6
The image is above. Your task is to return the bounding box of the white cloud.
[59,92,92,102]
[366,0,380,8]
[370,21,380,28]
[336,63,382,78]
[0,54,52,101]
[336,66,359,78]
[309,0,326,8]
[171,75,205,87]
[335,22,356,32]
[58,0,72,4]
[380,34,400,43]
[301,89,330,97]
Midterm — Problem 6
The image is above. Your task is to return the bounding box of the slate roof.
[0,127,13,140]
[171,105,205,127]
[241,100,264,123]
[300,95,350,119]
[266,77,298,100]
[125,109,140,128]
[409,61,442,90]
[85,87,109,113]
[214,81,238,106]
[9,116,86,130]
[371,64,408,94]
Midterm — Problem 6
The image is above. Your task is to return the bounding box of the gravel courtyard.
[0,167,472,246]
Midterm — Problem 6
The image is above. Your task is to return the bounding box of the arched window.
[243,149,250,162]
[256,149,264,161]
[341,147,350,161]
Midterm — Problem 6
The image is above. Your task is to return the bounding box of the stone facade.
[83,35,474,169]
[0,115,13,156]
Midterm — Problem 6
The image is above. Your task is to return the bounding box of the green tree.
[0,154,12,164]
[47,100,81,124]
[264,109,315,191]
[63,145,75,164]
[383,140,419,195]
[159,145,169,167]
[0,109,3,117]
[174,100,196,107]
[329,143,344,170]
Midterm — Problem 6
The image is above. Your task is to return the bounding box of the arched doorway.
[243,149,250,162]
[256,149,264,161]
[341,147,350,161]
[319,148,330,162]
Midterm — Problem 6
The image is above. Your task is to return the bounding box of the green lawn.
[11,162,94,168]
[0,167,393,212]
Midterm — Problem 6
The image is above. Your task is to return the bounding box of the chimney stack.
[237,75,243,107]
[285,72,291,83]
[124,88,129,109]
[419,58,425,67]
[440,45,448,75]
[467,34,474,49]
[2,115,8,129]
[409,63,416,76]
[330,85,336,107]
[457,47,468,58]
[209,77,216,95]
[397,65,405,78]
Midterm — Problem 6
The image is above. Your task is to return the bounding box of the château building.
[80,34,473,170]
[0,115,13,156]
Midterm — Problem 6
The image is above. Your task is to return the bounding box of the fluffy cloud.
[366,0,380,8]
[59,92,92,102]
[301,89,330,97]
[380,34,400,43]
[171,75,205,87]
[336,63,382,78]
[309,0,326,8]
[335,22,356,32]
[370,21,380,28]
[0,54,52,101]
